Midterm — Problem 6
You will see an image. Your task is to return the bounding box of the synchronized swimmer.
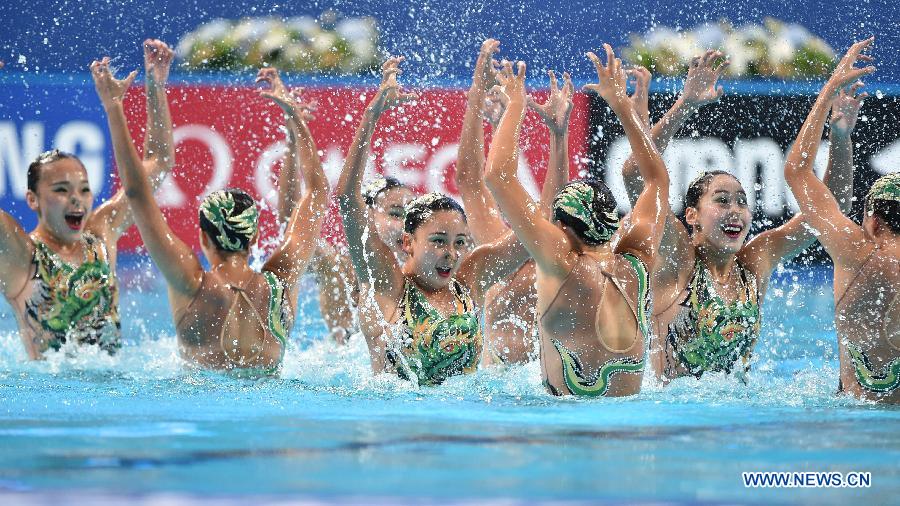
[1,36,897,402]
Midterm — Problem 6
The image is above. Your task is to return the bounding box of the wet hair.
[552,178,620,245]
[683,170,741,234]
[403,192,467,234]
[865,172,900,234]
[198,189,259,252]
[362,176,406,207]
[27,149,85,193]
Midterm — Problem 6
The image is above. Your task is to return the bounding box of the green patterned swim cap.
[865,172,900,215]
[198,189,259,252]
[553,179,620,245]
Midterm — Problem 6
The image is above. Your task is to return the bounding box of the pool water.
[0,258,898,505]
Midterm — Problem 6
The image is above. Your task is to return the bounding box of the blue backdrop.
[2,0,899,84]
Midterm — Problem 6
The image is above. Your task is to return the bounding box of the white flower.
[644,26,680,50]
[286,16,320,40]
[768,37,795,64]
[194,19,233,44]
[258,28,290,55]
[694,22,726,49]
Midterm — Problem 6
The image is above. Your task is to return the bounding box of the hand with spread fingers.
[681,49,728,108]
[626,66,651,128]
[584,44,630,111]
[830,81,867,139]
[527,70,574,135]
[473,39,501,94]
[90,57,138,108]
[143,39,174,85]
[256,67,316,123]
[495,60,527,111]
[367,56,418,119]
[826,37,876,95]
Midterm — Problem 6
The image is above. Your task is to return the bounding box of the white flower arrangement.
[176,11,380,74]
[624,18,835,78]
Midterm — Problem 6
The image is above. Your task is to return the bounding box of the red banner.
[119,86,590,251]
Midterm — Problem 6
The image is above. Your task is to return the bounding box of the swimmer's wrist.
[101,99,124,112]
[675,96,700,113]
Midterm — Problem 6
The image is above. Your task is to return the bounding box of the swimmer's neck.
[695,247,738,280]
[30,224,83,253]
[207,253,254,278]
[577,242,614,261]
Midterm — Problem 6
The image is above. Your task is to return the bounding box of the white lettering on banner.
[425,144,459,193]
[321,146,347,188]
[0,121,105,198]
[605,137,830,216]
[733,138,783,212]
[54,121,105,194]
[158,125,233,207]
[0,121,46,198]
[871,139,900,175]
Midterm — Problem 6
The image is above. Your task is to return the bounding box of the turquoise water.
[1,258,898,505]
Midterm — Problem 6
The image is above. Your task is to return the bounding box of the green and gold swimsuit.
[665,259,759,378]
[386,278,482,386]
[846,342,900,393]
[25,233,120,353]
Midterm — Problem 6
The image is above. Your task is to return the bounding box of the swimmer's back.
[539,252,649,397]
[835,249,900,402]
[173,271,291,371]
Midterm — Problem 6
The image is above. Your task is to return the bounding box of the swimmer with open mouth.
[0,39,176,360]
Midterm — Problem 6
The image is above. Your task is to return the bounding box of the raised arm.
[484,61,576,279]
[335,57,416,293]
[455,39,508,245]
[255,69,318,223]
[621,50,728,206]
[260,76,329,298]
[527,70,575,215]
[0,57,33,297]
[825,82,866,214]
[88,40,176,242]
[585,45,669,266]
[0,211,33,299]
[783,38,876,268]
[91,57,202,297]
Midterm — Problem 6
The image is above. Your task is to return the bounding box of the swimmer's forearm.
[291,119,329,212]
[277,118,301,223]
[104,102,150,199]
[785,93,832,185]
[456,89,487,189]
[653,97,697,153]
[336,111,378,200]
[457,87,508,244]
[143,75,175,186]
[540,130,569,216]
[614,105,669,191]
